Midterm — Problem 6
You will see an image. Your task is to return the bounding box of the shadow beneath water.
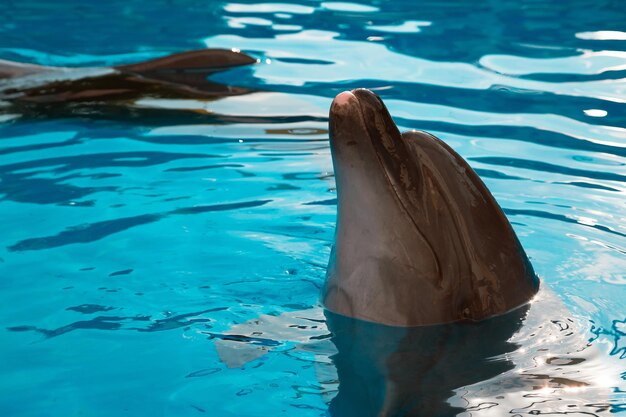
[325,306,528,417]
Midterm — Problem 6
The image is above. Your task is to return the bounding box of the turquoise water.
[1,1,625,415]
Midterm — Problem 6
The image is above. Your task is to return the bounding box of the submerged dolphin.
[324,88,539,326]
[0,48,256,116]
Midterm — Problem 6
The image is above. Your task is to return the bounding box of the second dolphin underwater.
[213,90,622,416]
[0,48,256,119]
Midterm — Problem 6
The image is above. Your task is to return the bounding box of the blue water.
[1,1,625,415]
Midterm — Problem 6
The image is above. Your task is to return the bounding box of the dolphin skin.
[0,48,256,115]
[323,89,539,327]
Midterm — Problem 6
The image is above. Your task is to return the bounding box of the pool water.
[1,1,625,416]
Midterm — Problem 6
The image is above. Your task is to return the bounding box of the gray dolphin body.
[0,49,256,116]
[323,89,539,326]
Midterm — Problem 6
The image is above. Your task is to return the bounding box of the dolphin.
[210,90,620,416]
[323,88,539,327]
[0,48,256,116]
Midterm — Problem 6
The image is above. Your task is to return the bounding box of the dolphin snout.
[329,90,362,133]
[333,90,356,107]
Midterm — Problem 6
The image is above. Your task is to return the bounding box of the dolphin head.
[324,89,539,326]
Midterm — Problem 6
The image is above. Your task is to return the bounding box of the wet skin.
[323,89,539,327]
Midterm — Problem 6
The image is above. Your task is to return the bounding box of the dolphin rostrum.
[323,89,539,326]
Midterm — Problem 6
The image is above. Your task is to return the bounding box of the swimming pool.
[0,1,625,415]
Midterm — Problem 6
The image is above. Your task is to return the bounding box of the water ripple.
[0,1,624,416]
[7,199,272,251]
[472,156,626,183]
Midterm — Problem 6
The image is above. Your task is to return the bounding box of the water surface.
[0,1,625,415]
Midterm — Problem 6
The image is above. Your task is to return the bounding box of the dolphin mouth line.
[345,89,406,205]
[340,89,393,174]
[332,89,418,222]
[334,89,444,283]
[331,89,406,210]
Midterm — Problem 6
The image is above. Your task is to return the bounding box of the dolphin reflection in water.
[325,307,527,416]
[214,90,621,415]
